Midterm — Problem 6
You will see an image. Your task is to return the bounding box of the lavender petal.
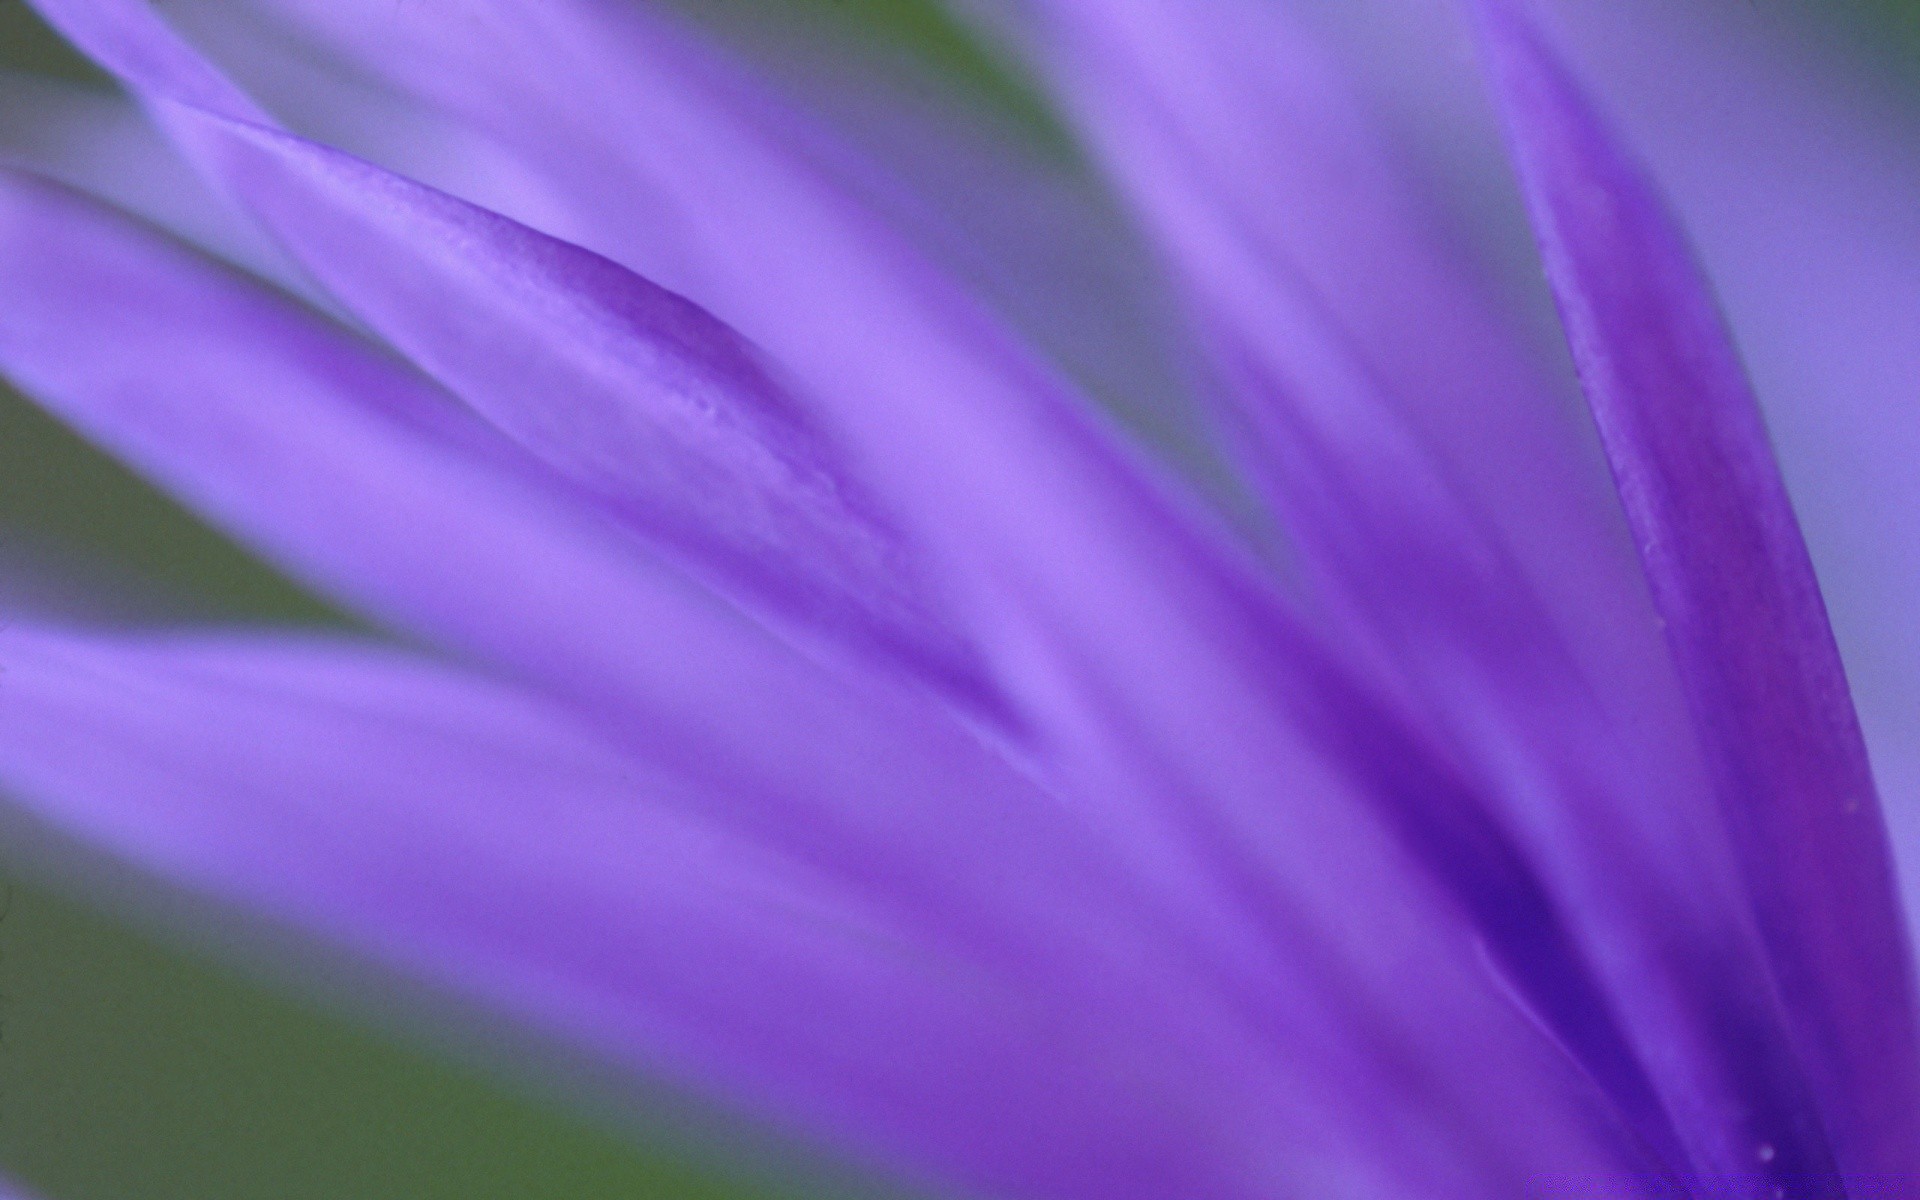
[1475,2,1920,1180]
[26,0,991,712]
[0,625,1265,1199]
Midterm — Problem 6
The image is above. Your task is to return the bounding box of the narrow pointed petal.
[673,22,1219,478]
[0,626,1267,1200]
[988,6,1876,1186]
[993,0,1634,627]
[0,619,1671,1196]
[13,3,1719,1188]
[1474,2,1920,1179]
[23,7,1703,1185]
[24,0,989,709]
[1535,0,1920,938]
[0,168,1076,943]
[0,173,1442,1200]
[0,70,309,299]
[149,0,1306,725]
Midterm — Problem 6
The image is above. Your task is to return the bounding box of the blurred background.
[0,0,1914,1196]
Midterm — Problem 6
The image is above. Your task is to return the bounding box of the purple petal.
[997,0,1635,628]
[0,624,1283,1199]
[146,0,1298,707]
[28,6,1706,1184]
[3,619,1675,1197]
[12,3,1739,1189]
[0,165,1644,1200]
[0,70,312,300]
[0,169,1063,930]
[25,0,991,711]
[996,5,1876,1187]
[1474,1,1920,1180]
[0,174,1452,1198]
[1532,0,1920,946]
[679,22,1221,480]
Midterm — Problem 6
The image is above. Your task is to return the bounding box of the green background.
[0,1,1915,1197]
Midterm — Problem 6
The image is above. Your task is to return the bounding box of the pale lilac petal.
[0,70,311,299]
[2,620,1671,1196]
[995,0,1636,626]
[0,168,1079,940]
[993,6,1878,1189]
[149,0,1304,715]
[7,3,1738,1190]
[681,24,1221,480]
[0,625,1272,1199]
[1475,2,1920,1182]
[25,0,990,710]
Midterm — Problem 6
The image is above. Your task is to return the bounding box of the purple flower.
[0,0,1915,1195]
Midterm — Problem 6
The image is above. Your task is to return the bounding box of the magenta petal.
[1475,1,1920,1180]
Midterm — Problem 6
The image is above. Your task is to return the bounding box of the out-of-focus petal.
[984,0,1634,627]
[1272,0,1920,941]
[0,168,1092,950]
[0,625,1279,1199]
[18,6,1704,1186]
[988,4,1864,1188]
[671,21,1223,485]
[0,618,1671,1197]
[26,0,993,712]
[0,70,308,297]
[144,0,1302,719]
[1474,3,1920,1184]
[0,164,1643,1199]
[7,3,1734,1190]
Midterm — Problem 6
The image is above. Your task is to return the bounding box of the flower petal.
[0,168,1072,940]
[2,172,1481,1198]
[0,625,1270,1199]
[991,0,1633,626]
[0,69,309,298]
[3,617,1673,1197]
[16,4,1728,1189]
[1474,1,1920,1180]
[1534,0,1920,950]
[0,164,1623,1200]
[992,5,1880,1187]
[147,0,1300,725]
[22,8,1701,1186]
[25,0,993,712]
